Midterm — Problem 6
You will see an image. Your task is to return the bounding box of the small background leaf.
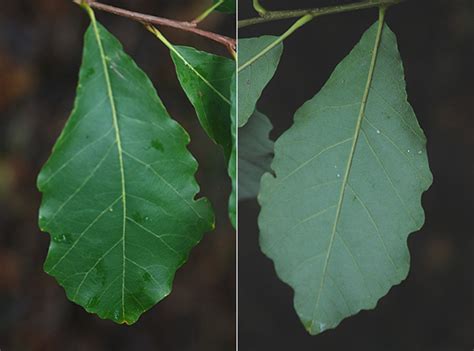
[171,46,235,158]
[169,45,236,227]
[238,36,283,127]
[213,0,236,13]
[238,110,273,200]
[258,21,432,335]
[38,17,213,324]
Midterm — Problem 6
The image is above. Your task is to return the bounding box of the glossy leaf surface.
[258,21,432,335]
[213,0,236,13]
[38,12,213,324]
[238,36,283,127]
[171,46,235,158]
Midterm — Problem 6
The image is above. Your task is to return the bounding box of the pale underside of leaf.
[238,110,274,200]
[238,36,283,127]
[258,20,432,335]
[37,10,213,324]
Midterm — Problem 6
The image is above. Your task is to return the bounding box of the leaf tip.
[117,313,139,326]
[302,319,329,336]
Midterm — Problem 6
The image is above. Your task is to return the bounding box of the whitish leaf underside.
[238,36,283,127]
[258,21,432,335]
[238,110,274,200]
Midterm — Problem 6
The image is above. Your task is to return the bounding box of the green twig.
[239,0,405,28]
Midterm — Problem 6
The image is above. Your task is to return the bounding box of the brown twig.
[74,0,236,53]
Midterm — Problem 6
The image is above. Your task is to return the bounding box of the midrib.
[310,11,386,330]
[175,50,231,105]
[88,7,128,323]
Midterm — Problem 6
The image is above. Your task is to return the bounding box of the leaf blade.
[170,45,235,158]
[238,36,283,127]
[258,20,432,335]
[169,45,236,227]
[38,13,213,324]
[213,0,236,13]
[238,110,274,200]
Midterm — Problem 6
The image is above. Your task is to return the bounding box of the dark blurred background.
[239,0,473,350]
[0,1,235,350]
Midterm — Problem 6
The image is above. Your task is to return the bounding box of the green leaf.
[167,44,236,227]
[213,0,236,13]
[258,20,432,335]
[238,110,274,200]
[228,73,237,227]
[238,36,283,127]
[37,11,213,325]
[170,46,235,158]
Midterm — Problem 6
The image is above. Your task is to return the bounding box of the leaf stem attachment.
[73,1,236,53]
[238,14,313,72]
[253,0,268,16]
